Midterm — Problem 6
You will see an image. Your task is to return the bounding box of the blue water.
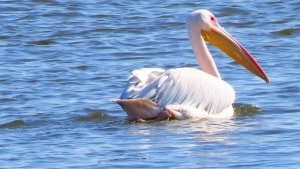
[1,0,300,168]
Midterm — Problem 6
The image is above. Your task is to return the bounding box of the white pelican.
[115,9,269,121]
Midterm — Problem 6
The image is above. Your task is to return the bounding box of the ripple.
[0,97,17,103]
[42,11,84,18]
[268,20,289,25]
[28,39,56,46]
[0,35,10,40]
[157,21,184,28]
[253,128,296,136]
[228,21,256,27]
[32,0,58,3]
[233,103,262,116]
[93,14,119,19]
[0,120,25,129]
[271,28,300,36]
[73,65,90,71]
[166,2,197,8]
[74,109,114,122]
[219,6,250,16]
[0,79,8,83]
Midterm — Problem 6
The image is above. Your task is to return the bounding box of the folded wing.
[120,67,235,118]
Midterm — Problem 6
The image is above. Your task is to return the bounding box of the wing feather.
[120,67,235,117]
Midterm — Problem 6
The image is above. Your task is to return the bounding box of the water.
[1,0,300,168]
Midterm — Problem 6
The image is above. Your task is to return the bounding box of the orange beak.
[201,24,269,83]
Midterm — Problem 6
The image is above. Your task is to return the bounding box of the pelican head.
[188,9,269,83]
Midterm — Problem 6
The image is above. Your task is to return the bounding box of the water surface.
[1,0,300,168]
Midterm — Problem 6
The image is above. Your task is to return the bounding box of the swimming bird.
[115,9,269,121]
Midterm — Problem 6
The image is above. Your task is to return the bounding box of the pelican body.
[115,9,269,121]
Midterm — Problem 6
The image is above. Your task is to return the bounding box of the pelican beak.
[201,24,269,83]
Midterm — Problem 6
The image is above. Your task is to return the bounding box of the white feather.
[120,67,235,119]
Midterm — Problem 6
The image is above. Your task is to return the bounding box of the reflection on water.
[127,103,262,136]
[126,114,239,145]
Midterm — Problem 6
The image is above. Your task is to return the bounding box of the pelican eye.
[210,16,215,21]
